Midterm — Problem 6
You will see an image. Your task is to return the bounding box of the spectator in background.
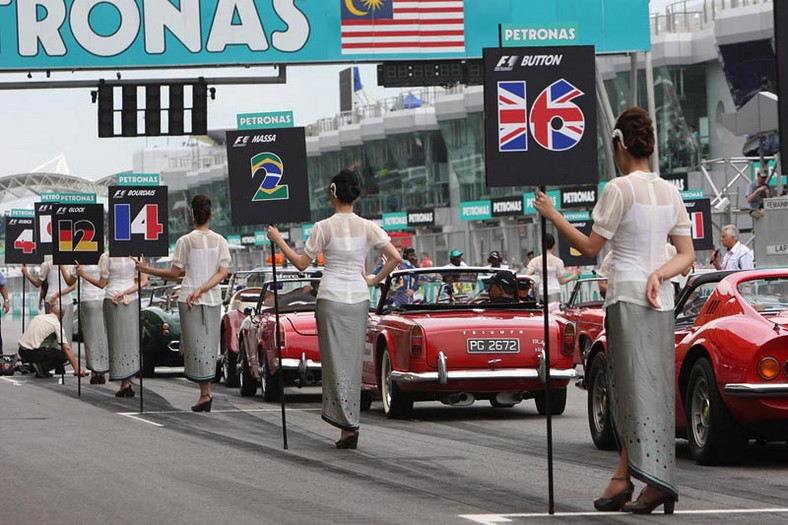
[746,167,772,219]
[449,250,467,267]
[711,224,754,270]
[525,233,581,308]
[487,251,509,270]
[403,247,419,268]
[22,261,76,347]
[420,251,433,268]
[0,271,9,353]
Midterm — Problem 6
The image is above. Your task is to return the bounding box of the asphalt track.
[1,370,788,524]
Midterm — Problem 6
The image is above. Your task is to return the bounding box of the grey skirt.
[104,298,140,381]
[315,298,369,431]
[605,301,678,499]
[178,303,220,383]
[80,300,109,373]
[45,299,73,347]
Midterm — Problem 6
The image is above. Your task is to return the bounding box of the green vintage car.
[140,284,182,377]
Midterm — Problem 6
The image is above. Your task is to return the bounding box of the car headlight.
[757,357,780,380]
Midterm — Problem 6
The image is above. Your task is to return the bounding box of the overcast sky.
[0,0,671,203]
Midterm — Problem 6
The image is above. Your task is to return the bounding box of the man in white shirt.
[711,224,754,270]
[17,303,84,378]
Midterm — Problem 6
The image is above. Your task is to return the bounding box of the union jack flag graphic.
[530,79,586,152]
[498,81,528,152]
[691,211,705,239]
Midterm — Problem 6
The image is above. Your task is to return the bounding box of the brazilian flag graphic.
[251,152,289,201]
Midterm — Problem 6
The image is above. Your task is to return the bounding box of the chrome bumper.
[275,357,321,371]
[724,383,788,397]
[167,340,180,352]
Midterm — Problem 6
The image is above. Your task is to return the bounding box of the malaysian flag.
[341,0,465,55]
[690,211,705,239]
[498,81,528,152]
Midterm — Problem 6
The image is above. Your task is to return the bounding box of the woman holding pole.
[267,169,400,449]
[534,107,695,514]
[134,195,231,412]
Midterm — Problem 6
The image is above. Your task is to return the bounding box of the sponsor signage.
[226,127,310,226]
[5,216,43,264]
[108,186,169,257]
[683,198,713,251]
[228,235,242,246]
[237,111,294,130]
[241,234,256,246]
[382,212,408,231]
[41,192,96,204]
[681,189,705,200]
[254,231,268,246]
[766,244,788,255]
[407,209,435,227]
[34,202,54,255]
[557,220,596,266]
[369,217,384,228]
[0,1,649,71]
[52,203,105,265]
[491,197,524,217]
[764,196,788,211]
[523,190,561,215]
[561,185,597,209]
[563,211,590,221]
[483,45,598,188]
[460,200,492,221]
[302,223,314,239]
[662,173,688,192]
[117,173,160,186]
[10,209,34,218]
[501,23,578,47]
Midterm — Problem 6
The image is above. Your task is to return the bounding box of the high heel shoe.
[191,395,213,412]
[593,478,634,511]
[624,488,676,515]
[335,431,359,449]
[115,385,135,398]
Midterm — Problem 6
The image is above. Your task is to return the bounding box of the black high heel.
[624,488,676,515]
[593,478,634,511]
[115,385,135,398]
[335,431,359,449]
[191,395,213,412]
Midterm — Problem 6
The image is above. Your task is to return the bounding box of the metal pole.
[269,237,288,450]
[645,51,660,175]
[57,268,65,383]
[21,277,26,333]
[539,186,555,515]
[630,52,639,107]
[138,270,144,413]
[77,278,82,397]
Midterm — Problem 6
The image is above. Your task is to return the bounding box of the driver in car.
[487,271,518,303]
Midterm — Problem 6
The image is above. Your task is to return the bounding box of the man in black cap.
[487,270,517,303]
[487,251,509,270]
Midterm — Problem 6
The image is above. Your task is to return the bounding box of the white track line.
[0,376,26,386]
[118,407,321,416]
[118,413,164,427]
[460,508,788,523]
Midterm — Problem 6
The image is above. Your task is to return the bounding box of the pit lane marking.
[118,407,321,427]
[460,507,788,523]
[0,377,26,386]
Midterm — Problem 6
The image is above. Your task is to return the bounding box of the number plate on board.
[466,339,520,353]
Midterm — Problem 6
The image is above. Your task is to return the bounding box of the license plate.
[466,338,520,353]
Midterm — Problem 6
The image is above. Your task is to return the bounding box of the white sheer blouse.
[172,230,232,307]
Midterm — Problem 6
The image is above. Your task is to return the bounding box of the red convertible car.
[361,267,577,418]
[584,269,788,464]
[558,277,606,365]
[236,275,322,400]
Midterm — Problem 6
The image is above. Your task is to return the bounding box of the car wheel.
[490,399,515,408]
[360,390,373,412]
[261,353,280,402]
[686,358,746,465]
[380,348,412,419]
[224,340,240,388]
[587,354,617,451]
[534,387,567,416]
[238,340,257,397]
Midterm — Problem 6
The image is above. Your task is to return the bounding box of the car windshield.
[568,278,605,308]
[377,268,534,312]
[257,278,320,311]
[737,277,788,313]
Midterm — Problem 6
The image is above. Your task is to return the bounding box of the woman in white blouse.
[72,254,148,397]
[134,195,231,412]
[534,107,695,515]
[268,170,400,449]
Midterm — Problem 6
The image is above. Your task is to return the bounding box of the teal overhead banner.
[0,1,650,71]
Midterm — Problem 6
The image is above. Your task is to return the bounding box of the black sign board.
[560,185,598,209]
[4,216,43,264]
[407,209,435,226]
[226,127,311,226]
[241,234,256,246]
[52,204,105,265]
[34,202,54,256]
[683,198,714,251]
[491,197,524,217]
[557,220,597,267]
[775,2,788,170]
[662,173,689,192]
[483,46,597,187]
[108,186,169,257]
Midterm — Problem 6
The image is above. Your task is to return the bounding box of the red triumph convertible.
[236,274,322,400]
[361,267,577,418]
[558,277,606,366]
[584,269,788,465]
